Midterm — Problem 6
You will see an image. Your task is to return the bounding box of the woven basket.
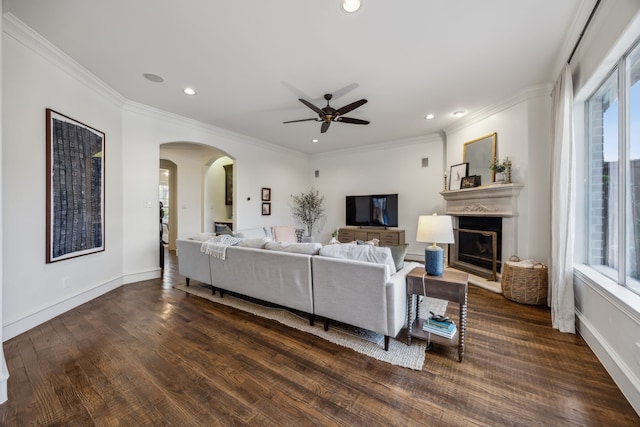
[501,255,548,305]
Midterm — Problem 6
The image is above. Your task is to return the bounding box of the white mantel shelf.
[440,183,524,217]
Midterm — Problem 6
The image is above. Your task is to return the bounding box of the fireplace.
[440,183,523,281]
[454,217,502,277]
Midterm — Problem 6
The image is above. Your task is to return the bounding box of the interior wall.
[0,2,8,403]
[310,134,445,257]
[122,102,312,280]
[206,156,233,232]
[569,2,640,415]
[444,89,552,264]
[2,17,125,340]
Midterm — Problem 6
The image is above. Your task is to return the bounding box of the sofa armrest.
[387,261,422,332]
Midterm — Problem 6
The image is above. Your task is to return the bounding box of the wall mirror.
[463,132,497,186]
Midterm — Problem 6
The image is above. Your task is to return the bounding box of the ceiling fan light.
[341,0,361,13]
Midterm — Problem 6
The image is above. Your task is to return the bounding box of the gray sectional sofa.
[176,231,418,350]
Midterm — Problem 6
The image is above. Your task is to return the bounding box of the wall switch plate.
[143,201,153,208]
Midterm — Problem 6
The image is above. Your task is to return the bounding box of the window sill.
[574,264,640,320]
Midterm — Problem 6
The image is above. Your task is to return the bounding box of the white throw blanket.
[200,235,242,260]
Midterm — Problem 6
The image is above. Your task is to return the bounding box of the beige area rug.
[174,283,447,370]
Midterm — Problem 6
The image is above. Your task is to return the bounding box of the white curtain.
[550,63,576,334]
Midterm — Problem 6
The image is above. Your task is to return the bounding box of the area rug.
[174,283,447,370]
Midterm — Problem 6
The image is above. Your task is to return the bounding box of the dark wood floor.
[0,249,638,426]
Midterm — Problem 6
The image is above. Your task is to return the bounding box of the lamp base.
[424,246,444,276]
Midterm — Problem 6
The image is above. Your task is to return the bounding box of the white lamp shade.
[416,214,454,244]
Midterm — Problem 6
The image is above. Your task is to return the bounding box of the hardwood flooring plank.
[0,249,637,426]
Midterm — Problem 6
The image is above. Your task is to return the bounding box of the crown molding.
[3,13,125,109]
[443,84,553,136]
[123,101,309,160]
[312,132,444,160]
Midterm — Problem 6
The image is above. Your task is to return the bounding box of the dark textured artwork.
[46,109,105,263]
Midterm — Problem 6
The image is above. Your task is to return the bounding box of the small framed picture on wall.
[262,202,271,215]
[262,187,271,201]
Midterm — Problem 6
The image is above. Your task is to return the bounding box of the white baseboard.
[123,268,161,284]
[576,311,640,417]
[3,276,123,341]
[0,356,8,403]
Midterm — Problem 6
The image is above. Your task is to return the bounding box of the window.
[587,39,640,295]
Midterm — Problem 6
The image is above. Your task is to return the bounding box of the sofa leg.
[211,286,216,295]
[309,315,315,326]
[384,336,390,351]
[324,319,329,331]
[219,288,224,298]
[185,278,190,286]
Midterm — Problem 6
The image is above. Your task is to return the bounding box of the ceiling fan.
[283,94,369,133]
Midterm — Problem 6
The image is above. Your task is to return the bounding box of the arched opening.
[159,142,234,245]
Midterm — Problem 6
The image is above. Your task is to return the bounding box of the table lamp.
[416,213,455,276]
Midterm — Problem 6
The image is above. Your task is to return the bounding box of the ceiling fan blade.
[298,98,324,115]
[337,117,370,125]
[335,99,368,116]
[283,118,319,124]
[320,121,331,133]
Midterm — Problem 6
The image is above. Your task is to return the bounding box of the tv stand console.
[337,227,405,246]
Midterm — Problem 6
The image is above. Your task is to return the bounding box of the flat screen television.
[345,194,398,227]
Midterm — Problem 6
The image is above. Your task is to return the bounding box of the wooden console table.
[406,267,468,362]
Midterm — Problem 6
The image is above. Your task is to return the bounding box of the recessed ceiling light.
[425,114,435,120]
[183,88,196,96]
[143,73,164,83]
[452,110,466,117]
[312,139,319,143]
[341,0,361,13]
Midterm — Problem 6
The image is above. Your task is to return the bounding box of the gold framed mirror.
[463,132,497,186]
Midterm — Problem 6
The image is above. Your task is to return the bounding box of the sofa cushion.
[265,241,322,255]
[273,225,298,243]
[356,238,380,246]
[387,243,409,271]
[236,237,269,249]
[191,232,217,241]
[318,244,396,274]
[234,228,267,239]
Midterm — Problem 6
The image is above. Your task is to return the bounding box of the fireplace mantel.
[441,183,524,282]
[440,183,524,217]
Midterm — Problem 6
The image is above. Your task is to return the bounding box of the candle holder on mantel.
[443,172,448,192]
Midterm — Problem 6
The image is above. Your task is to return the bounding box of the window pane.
[627,41,640,291]
[588,70,618,281]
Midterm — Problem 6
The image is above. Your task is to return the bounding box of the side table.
[406,267,469,362]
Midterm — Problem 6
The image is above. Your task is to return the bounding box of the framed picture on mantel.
[449,162,469,190]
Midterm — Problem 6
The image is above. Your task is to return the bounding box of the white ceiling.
[5,0,585,154]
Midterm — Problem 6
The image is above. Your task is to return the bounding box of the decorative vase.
[495,172,505,183]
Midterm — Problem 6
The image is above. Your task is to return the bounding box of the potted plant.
[490,157,512,182]
[291,188,326,238]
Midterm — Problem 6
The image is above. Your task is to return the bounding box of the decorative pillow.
[217,226,233,236]
[273,225,298,243]
[264,241,323,255]
[387,243,409,271]
[191,232,216,241]
[236,237,269,249]
[234,228,266,239]
[318,244,396,275]
[263,227,274,240]
[356,238,380,246]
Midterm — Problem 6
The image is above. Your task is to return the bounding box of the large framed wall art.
[46,109,105,263]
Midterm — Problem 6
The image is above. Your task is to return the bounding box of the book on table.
[423,319,457,339]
